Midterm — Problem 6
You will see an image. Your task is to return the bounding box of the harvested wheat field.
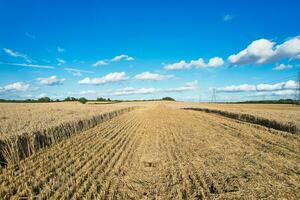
[0,103,299,199]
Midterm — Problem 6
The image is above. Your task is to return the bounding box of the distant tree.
[38,97,51,102]
[97,97,107,101]
[78,97,88,104]
[64,96,77,101]
[107,98,111,101]
[162,97,175,101]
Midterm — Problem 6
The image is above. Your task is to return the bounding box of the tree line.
[0,96,175,104]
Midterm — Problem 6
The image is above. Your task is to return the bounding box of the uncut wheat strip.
[0,112,137,199]
[50,115,140,199]
[0,107,136,166]
[184,107,299,135]
[0,108,134,166]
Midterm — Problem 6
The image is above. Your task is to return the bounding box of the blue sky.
[0,0,300,101]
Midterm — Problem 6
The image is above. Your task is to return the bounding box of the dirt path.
[0,105,299,199]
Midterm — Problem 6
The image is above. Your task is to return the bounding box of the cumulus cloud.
[78,72,128,85]
[0,82,30,94]
[37,76,65,86]
[110,80,198,96]
[217,80,297,92]
[75,80,199,97]
[254,90,296,97]
[92,60,108,67]
[112,87,158,96]
[164,60,191,70]
[164,57,224,70]
[57,58,66,66]
[3,48,31,63]
[273,63,293,71]
[134,72,173,81]
[223,14,234,21]
[165,80,198,92]
[111,54,134,62]
[92,54,134,67]
[57,47,65,52]
[0,62,55,69]
[228,36,300,65]
[64,68,94,76]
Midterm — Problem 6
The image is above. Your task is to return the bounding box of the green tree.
[78,97,88,104]
[38,97,51,102]
[162,97,175,101]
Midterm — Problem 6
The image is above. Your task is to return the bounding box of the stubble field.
[0,102,299,199]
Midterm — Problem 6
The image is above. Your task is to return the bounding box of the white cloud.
[110,80,198,96]
[74,80,199,97]
[92,54,134,67]
[223,14,234,21]
[134,72,173,81]
[217,80,297,92]
[57,58,66,66]
[207,57,225,68]
[64,68,94,76]
[37,93,47,98]
[111,54,134,62]
[3,48,31,63]
[217,84,256,92]
[80,90,97,95]
[273,64,293,71]
[228,36,300,65]
[254,90,296,97]
[112,87,158,96]
[25,32,36,40]
[165,80,198,92]
[57,47,65,53]
[78,72,128,85]
[164,57,224,70]
[37,76,65,86]
[0,62,55,69]
[164,60,191,70]
[0,82,30,94]
[92,60,108,67]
